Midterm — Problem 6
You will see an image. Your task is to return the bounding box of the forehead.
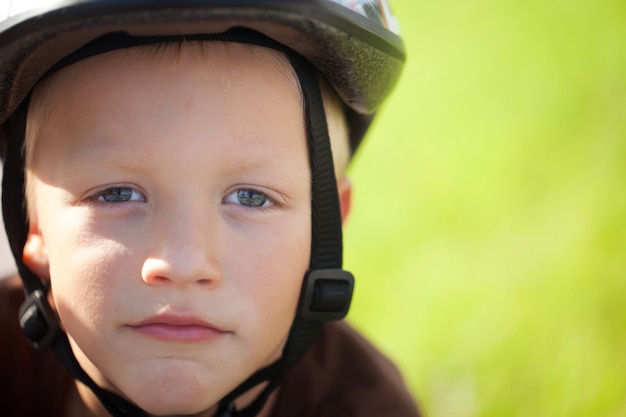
[30,40,300,120]
[27,41,306,168]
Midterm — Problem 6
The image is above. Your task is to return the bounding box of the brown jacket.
[0,276,420,417]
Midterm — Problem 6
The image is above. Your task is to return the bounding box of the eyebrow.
[220,155,311,180]
[51,144,146,183]
[53,144,312,185]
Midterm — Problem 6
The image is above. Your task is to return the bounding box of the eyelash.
[223,188,276,209]
[84,186,146,205]
[81,186,276,209]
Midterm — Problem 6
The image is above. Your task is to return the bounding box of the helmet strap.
[2,96,62,352]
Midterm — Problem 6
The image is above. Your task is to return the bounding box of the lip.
[127,313,230,343]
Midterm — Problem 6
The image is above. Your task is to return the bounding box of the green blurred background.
[343,1,626,416]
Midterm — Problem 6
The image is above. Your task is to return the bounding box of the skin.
[22,42,351,417]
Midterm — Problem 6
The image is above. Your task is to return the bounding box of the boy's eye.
[224,188,272,208]
[95,187,146,203]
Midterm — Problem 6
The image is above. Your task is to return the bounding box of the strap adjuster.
[299,269,354,321]
[18,289,59,351]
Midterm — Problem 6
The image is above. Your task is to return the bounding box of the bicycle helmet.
[0,1,405,416]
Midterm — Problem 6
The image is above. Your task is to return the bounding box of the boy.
[0,1,419,416]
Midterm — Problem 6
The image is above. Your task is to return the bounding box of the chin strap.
[2,29,354,417]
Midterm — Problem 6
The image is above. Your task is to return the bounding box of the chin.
[120,370,225,416]
[133,394,218,417]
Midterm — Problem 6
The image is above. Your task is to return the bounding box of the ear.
[22,223,50,281]
[337,176,352,225]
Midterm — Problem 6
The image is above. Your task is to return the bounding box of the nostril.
[150,275,172,285]
[142,258,169,285]
[196,278,213,286]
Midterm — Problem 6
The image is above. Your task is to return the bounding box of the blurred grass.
[343,1,626,416]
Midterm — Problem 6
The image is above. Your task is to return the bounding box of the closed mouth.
[128,313,230,343]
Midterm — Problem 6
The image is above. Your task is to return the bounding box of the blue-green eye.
[224,188,272,208]
[97,187,145,203]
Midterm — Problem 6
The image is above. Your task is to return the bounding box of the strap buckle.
[18,289,60,351]
[299,269,354,321]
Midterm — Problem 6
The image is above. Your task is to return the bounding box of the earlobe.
[22,228,50,281]
[337,176,352,225]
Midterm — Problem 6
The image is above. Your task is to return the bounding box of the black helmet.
[0,1,405,416]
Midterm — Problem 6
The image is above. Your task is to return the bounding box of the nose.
[141,205,222,289]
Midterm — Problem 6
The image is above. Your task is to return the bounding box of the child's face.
[23,43,311,415]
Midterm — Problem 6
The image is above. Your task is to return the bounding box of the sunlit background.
[344,1,626,416]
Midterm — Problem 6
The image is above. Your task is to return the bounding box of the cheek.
[226,212,311,333]
[44,218,136,336]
